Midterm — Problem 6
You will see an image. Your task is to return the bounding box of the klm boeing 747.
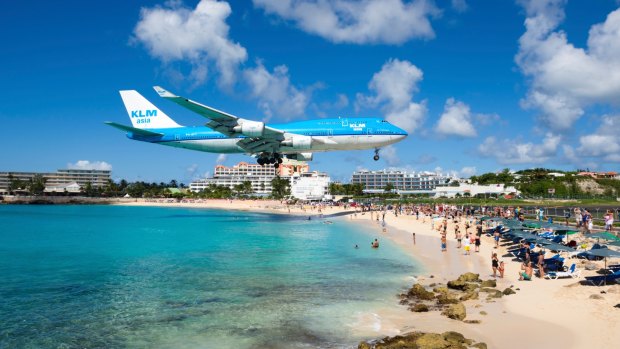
[106,87,408,168]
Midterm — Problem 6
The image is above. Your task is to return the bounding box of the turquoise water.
[0,205,418,348]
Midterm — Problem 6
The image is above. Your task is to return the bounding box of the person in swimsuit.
[492,253,499,277]
[456,229,462,248]
[519,261,533,281]
[498,261,505,278]
[441,234,447,252]
[475,233,481,252]
[493,227,500,249]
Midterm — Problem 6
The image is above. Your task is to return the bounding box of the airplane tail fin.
[119,90,182,129]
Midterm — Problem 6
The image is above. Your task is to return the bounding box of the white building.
[290,171,330,201]
[189,160,310,195]
[351,169,454,194]
[432,183,519,198]
[44,181,82,194]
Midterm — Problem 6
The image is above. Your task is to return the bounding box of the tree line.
[6,175,292,200]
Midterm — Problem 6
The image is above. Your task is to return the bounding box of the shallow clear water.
[0,205,418,348]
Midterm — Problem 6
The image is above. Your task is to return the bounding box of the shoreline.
[108,200,620,347]
[349,210,619,349]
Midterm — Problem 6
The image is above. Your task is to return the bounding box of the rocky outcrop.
[460,290,479,301]
[458,272,481,282]
[358,331,485,349]
[502,288,516,296]
[480,279,497,288]
[441,303,466,321]
[410,304,429,312]
[407,284,435,300]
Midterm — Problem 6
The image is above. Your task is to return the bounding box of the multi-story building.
[189,160,310,195]
[290,171,330,201]
[351,169,453,194]
[0,169,111,194]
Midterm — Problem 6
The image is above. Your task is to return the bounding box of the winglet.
[153,86,177,98]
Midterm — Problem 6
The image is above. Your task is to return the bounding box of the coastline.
[349,210,619,349]
[112,199,620,348]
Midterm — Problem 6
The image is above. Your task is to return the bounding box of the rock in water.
[410,304,429,312]
[358,331,484,349]
[441,303,466,321]
[407,284,435,300]
[415,333,451,349]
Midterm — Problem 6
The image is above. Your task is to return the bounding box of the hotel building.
[350,169,453,194]
[0,169,111,194]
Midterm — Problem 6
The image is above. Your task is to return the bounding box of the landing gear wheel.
[373,149,380,161]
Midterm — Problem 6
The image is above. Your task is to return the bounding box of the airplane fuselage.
[128,117,407,154]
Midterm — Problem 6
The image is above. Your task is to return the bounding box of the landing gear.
[373,149,380,161]
[256,153,283,167]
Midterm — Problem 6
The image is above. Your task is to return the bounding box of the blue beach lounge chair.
[583,269,620,286]
[544,263,580,279]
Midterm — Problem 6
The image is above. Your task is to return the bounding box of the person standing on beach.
[463,234,471,255]
[441,234,447,252]
[492,253,499,277]
[498,261,505,278]
[474,232,481,252]
[537,250,545,278]
[456,229,462,248]
[493,227,500,249]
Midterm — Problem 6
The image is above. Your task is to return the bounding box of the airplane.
[106,86,408,168]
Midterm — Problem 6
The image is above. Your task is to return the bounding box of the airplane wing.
[153,86,285,155]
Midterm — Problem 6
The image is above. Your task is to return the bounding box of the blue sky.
[2,0,620,183]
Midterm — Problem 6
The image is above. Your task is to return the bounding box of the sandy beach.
[117,199,620,348]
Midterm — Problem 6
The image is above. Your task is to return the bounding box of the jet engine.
[233,120,265,137]
[281,136,312,149]
[287,152,313,161]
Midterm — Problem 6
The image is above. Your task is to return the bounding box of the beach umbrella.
[584,248,620,283]
[538,242,575,252]
[609,240,620,247]
[589,232,620,241]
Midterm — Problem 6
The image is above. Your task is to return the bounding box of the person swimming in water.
[371,239,379,248]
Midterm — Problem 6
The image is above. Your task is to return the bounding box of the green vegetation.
[270,176,290,199]
[470,168,619,200]
[328,182,364,196]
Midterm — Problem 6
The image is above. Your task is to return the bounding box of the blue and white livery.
[106,87,408,167]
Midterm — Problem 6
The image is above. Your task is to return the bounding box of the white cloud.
[478,133,561,164]
[243,62,311,120]
[475,112,501,126]
[133,0,247,87]
[67,160,112,171]
[356,59,427,133]
[381,145,400,166]
[459,166,477,177]
[435,98,477,137]
[575,114,620,162]
[516,0,620,131]
[451,0,468,12]
[186,163,199,179]
[216,154,227,164]
[253,0,438,44]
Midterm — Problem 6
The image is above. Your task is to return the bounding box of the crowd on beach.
[353,202,619,284]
